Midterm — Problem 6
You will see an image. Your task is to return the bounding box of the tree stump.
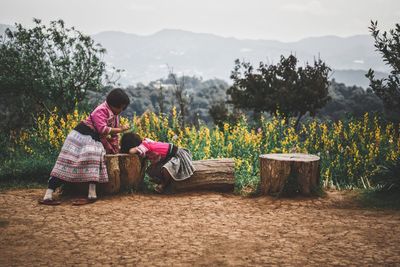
[170,158,235,192]
[118,154,146,191]
[259,153,320,196]
[100,155,121,194]
[100,154,146,194]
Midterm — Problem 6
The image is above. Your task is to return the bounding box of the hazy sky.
[1,0,399,41]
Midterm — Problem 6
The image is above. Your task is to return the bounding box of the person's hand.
[120,125,130,132]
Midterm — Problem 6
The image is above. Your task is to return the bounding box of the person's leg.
[88,183,97,200]
[70,182,98,206]
[146,164,163,184]
[161,168,173,187]
[154,168,173,193]
[43,176,64,200]
[39,176,63,205]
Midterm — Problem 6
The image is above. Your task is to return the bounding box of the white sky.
[0,0,399,41]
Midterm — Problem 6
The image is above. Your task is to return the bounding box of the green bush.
[370,159,400,192]
[0,154,55,184]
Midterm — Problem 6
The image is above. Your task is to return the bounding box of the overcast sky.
[1,0,399,41]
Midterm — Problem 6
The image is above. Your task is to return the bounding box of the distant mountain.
[1,23,389,88]
[91,29,389,87]
[331,69,388,88]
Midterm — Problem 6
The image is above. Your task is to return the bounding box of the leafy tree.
[167,69,192,129]
[227,55,331,127]
[366,21,400,115]
[209,101,230,128]
[87,76,228,125]
[209,101,241,128]
[155,81,165,115]
[0,19,110,130]
[317,80,383,120]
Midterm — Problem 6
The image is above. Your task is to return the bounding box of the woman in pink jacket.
[39,88,130,205]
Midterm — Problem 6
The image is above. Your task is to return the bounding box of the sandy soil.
[0,189,399,266]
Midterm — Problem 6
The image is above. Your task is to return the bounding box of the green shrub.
[370,159,400,192]
[0,154,55,184]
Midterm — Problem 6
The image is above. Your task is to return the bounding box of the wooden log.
[118,154,146,191]
[100,154,121,194]
[259,153,320,196]
[170,158,235,192]
[61,154,145,195]
[100,154,146,193]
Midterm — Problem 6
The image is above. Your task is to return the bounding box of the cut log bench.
[100,154,146,194]
[69,153,320,196]
[170,158,235,192]
[259,153,320,196]
[100,155,235,193]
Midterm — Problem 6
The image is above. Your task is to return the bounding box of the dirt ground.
[0,189,399,267]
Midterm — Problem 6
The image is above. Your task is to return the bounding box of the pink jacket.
[83,101,119,154]
[136,138,170,163]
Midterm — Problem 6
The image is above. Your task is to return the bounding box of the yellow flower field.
[15,108,400,193]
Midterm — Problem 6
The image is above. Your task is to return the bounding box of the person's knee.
[161,168,172,186]
[146,165,159,177]
[161,168,172,181]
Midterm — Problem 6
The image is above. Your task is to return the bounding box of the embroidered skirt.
[50,130,108,183]
[147,148,195,182]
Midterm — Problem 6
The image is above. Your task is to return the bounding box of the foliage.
[0,155,54,185]
[92,77,230,125]
[208,101,242,129]
[5,108,400,194]
[356,189,400,210]
[318,80,384,120]
[0,18,108,131]
[227,55,331,126]
[370,159,400,192]
[84,76,383,129]
[167,70,192,128]
[366,21,400,115]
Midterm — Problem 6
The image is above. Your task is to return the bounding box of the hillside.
[91,29,389,87]
[0,23,389,87]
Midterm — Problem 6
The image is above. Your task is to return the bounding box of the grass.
[0,154,53,180]
[0,153,52,192]
[355,189,400,210]
[0,181,46,192]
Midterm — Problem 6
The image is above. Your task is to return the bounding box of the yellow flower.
[223,123,229,133]
[227,142,233,154]
[172,106,177,118]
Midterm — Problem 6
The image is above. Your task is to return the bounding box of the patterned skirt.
[147,148,195,182]
[50,130,108,183]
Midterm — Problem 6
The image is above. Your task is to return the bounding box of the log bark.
[100,154,146,194]
[259,153,320,196]
[100,154,121,194]
[170,158,235,192]
[118,154,146,191]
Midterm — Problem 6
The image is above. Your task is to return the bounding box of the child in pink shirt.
[121,133,195,193]
[39,88,130,205]
[83,101,122,154]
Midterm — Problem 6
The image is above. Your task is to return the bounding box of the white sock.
[88,183,97,199]
[43,189,54,200]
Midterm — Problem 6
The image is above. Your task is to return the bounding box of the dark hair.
[106,88,130,110]
[120,132,143,153]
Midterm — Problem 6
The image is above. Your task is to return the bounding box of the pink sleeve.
[101,138,116,154]
[109,135,119,152]
[91,108,111,135]
[136,143,149,156]
[109,115,120,150]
